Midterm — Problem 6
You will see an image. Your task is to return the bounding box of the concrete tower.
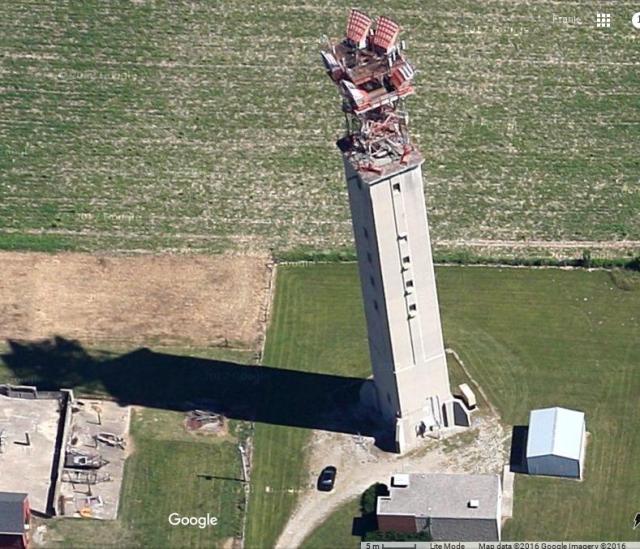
[343,150,453,452]
[322,10,461,452]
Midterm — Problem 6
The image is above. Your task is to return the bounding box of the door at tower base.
[342,150,456,453]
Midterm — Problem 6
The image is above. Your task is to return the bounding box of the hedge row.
[276,249,640,271]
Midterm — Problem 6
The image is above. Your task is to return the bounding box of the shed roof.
[377,473,500,520]
[526,407,585,460]
[0,492,27,535]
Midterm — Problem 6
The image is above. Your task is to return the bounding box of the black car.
[317,466,337,491]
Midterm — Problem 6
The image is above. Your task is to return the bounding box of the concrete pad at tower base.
[0,393,62,515]
[361,379,473,453]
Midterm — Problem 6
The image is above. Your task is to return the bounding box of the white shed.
[526,407,586,479]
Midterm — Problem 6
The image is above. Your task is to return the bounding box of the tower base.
[361,381,471,453]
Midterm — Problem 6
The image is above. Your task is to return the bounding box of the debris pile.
[95,431,126,449]
[64,449,109,470]
[184,410,226,435]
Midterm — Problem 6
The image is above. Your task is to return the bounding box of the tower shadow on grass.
[1,337,390,447]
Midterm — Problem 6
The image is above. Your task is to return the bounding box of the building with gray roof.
[526,407,586,479]
[376,473,501,541]
[0,492,29,549]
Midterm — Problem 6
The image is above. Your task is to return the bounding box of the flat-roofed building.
[0,492,30,549]
[0,387,69,515]
[376,473,502,541]
[526,407,586,479]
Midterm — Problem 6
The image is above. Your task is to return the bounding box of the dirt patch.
[184,411,229,437]
[0,252,271,349]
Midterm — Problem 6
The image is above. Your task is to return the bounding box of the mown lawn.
[301,497,361,549]
[250,264,640,546]
[244,264,371,548]
[441,267,640,539]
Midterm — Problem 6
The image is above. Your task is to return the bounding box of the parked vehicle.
[317,466,337,491]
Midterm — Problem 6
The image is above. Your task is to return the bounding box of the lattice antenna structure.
[320,9,417,172]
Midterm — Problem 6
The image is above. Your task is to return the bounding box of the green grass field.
[43,408,245,548]
[0,345,254,548]
[249,264,640,546]
[301,498,361,549]
[1,1,638,255]
[245,264,371,548]
[442,267,640,539]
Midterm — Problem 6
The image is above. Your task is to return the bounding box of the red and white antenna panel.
[372,16,400,53]
[346,9,372,48]
[390,62,415,90]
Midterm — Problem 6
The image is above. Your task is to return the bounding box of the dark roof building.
[0,492,30,549]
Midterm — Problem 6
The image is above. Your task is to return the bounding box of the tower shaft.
[343,152,451,452]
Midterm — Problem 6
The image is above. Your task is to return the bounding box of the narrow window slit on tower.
[392,182,401,192]
[402,255,410,264]
[409,304,417,312]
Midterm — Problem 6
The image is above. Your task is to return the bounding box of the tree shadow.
[509,425,529,473]
[1,337,389,446]
[352,482,389,538]
[352,514,377,537]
